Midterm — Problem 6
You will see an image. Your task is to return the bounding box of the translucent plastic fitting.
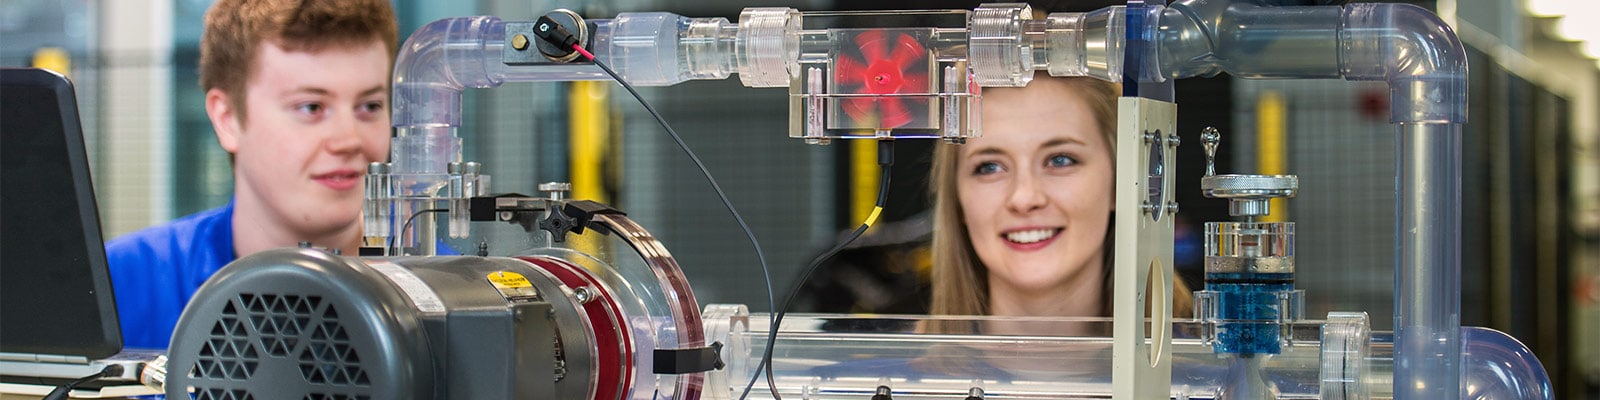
[1034,6,1125,82]
[362,162,391,240]
[1205,222,1295,272]
[701,309,1549,400]
[737,8,801,88]
[445,162,483,239]
[968,4,1035,86]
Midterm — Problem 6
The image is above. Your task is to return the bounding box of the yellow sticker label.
[488,271,533,289]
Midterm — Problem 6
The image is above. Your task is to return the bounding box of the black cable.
[43,364,123,400]
[564,43,783,397]
[760,140,894,400]
[390,208,448,252]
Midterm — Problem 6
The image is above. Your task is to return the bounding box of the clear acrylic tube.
[701,309,1550,400]
[1393,123,1462,400]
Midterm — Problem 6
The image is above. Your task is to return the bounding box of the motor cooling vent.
[187,293,370,400]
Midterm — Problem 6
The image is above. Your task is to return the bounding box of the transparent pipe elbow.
[391,11,790,131]
[1339,3,1468,123]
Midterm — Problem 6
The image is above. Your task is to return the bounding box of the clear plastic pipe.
[1461,326,1553,399]
[385,12,756,252]
[1340,5,1467,399]
[702,310,1549,400]
[1040,3,1470,397]
[1394,122,1462,399]
[391,13,753,132]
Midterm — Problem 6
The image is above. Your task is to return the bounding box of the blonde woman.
[929,73,1194,319]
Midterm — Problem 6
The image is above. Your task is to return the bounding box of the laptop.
[0,68,157,397]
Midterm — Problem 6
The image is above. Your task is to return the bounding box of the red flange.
[518,256,634,400]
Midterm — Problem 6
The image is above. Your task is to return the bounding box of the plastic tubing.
[1138,2,1469,398]
[391,13,749,133]
[387,13,742,252]
[702,311,1550,400]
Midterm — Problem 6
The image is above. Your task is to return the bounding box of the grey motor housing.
[165,248,588,400]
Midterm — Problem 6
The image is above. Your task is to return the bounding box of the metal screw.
[573,286,596,304]
[512,33,530,51]
[498,211,515,221]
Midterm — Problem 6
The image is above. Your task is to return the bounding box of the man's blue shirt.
[105,201,236,349]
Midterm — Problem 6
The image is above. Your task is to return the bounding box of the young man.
[106,0,397,348]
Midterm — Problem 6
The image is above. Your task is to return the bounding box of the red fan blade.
[878,97,912,129]
[854,30,888,64]
[889,33,925,69]
[841,98,875,123]
[834,55,868,86]
[898,72,928,95]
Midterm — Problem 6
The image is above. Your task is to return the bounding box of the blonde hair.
[928,74,1193,317]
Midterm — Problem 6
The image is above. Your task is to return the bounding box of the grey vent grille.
[187,293,371,397]
[190,298,260,380]
[297,302,368,386]
[195,388,253,400]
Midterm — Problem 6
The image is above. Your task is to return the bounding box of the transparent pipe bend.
[701,308,1551,400]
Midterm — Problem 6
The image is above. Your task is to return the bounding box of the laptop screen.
[0,68,122,360]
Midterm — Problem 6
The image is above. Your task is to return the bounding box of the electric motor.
[165,212,711,400]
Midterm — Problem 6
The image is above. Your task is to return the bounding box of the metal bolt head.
[573,286,596,304]
[538,182,572,192]
[512,34,530,51]
[539,182,571,201]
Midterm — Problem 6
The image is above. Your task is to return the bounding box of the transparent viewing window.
[789,10,978,142]
[1205,222,1294,260]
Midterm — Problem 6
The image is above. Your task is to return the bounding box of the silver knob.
[539,182,572,201]
[1201,174,1298,218]
[1201,127,1221,177]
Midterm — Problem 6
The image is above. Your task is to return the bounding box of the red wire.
[573,44,595,61]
